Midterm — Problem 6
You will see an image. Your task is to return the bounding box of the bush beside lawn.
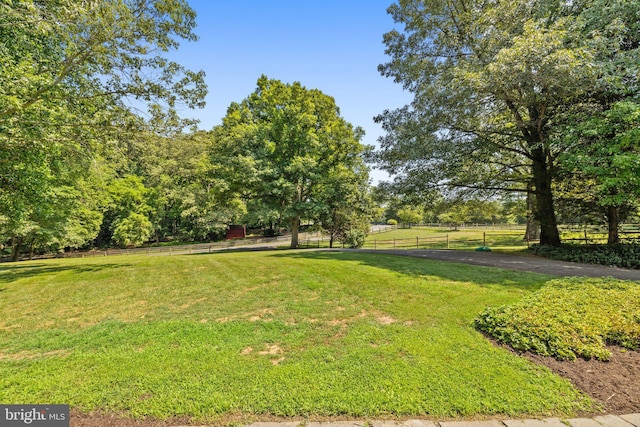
[528,243,640,269]
[475,277,640,361]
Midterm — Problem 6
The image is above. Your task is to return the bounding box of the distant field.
[363,224,640,252]
[0,251,592,424]
[365,226,529,251]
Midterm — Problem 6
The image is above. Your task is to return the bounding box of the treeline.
[1,1,204,261]
[1,74,375,260]
[0,2,374,261]
[373,189,640,233]
[373,190,527,226]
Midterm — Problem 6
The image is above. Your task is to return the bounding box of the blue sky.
[167,0,412,183]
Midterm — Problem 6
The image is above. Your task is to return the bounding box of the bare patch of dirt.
[270,356,285,365]
[0,323,20,331]
[178,297,207,310]
[248,308,274,322]
[258,344,282,356]
[375,314,397,325]
[257,343,285,365]
[327,318,347,327]
[0,349,70,361]
[524,346,640,414]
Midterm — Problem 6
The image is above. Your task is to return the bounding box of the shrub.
[112,212,153,247]
[386,219,398,226]
[341,228,367,248]
[474,277,640,360]
[528,243,640,269]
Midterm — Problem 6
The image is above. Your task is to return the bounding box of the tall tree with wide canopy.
[374,0,638,246]
[211,76,369,249]
[0,0,206,122]
[0,0,207,258]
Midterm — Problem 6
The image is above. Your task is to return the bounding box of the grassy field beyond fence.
[365,226,530,251]
[365,224,640,251]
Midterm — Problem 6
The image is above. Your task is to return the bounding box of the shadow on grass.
[0,263,133,284]
[186,246,290,258]
[269,249,552,290]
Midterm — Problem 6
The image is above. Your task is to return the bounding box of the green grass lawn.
[365,227,529,251]
[0,251,593,424]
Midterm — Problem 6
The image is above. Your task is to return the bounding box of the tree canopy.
[0,0,207,259]
[374,0,640,246]
[211,76,371,249]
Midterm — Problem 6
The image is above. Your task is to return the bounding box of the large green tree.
[557,101,640,244]
[374,0,639,246]
[552,0,640,244]
[0,0,206,258]
[212,76,370,249]
[0,0,205,122]
[317,163,373,248]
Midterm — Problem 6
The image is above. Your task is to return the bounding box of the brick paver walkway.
[240,414,640,427]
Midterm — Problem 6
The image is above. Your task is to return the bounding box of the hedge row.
[528,243,640,269]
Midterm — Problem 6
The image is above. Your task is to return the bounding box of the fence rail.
[365,224,640,251]
[6,232,325,262]
[370,223,528,234]
[364,232,535,251]
[7,224,640,262]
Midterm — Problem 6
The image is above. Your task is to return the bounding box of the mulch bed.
[524,346,640,414]
[69,346,640,426]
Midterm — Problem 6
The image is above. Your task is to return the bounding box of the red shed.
[226,224,246,240]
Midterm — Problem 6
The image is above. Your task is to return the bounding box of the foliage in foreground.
[475,277,640,361]
[528,243,640,269]
[0,1,206,258]
[0,252,591,421]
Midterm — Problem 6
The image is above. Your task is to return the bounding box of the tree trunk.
[531,151,561,246]
[10,236,22,262]
[524,186,540,241]
[606,206,620,245]
[290,216,300,249]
